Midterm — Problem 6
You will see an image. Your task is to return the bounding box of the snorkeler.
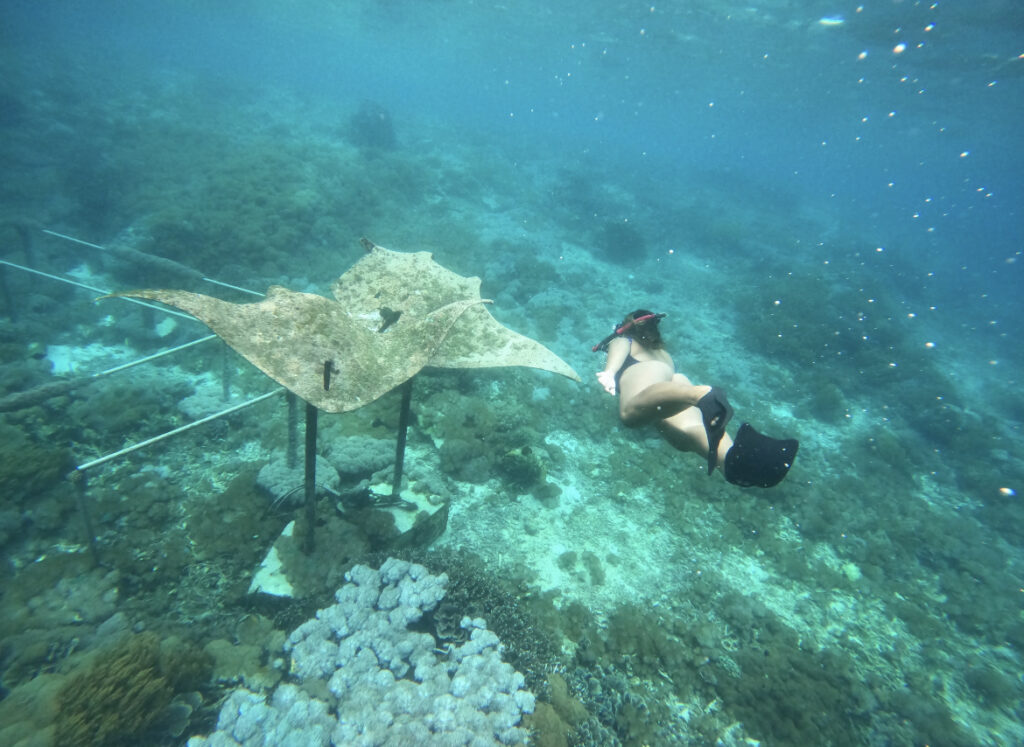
[594,310,798,488]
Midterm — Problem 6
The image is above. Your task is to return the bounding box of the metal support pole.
[1,219,35,321]
[287,392,298,470]
[69,470,102,567]
[41,229,264,296]
[7,220,35,265]
[0,334,217,414]
[303,360,331,553]
[303,401,318,554]
[74,388,285,472]
[63,388,283,566]
[391,377,414,499]
[221,341,232,401]
[0,265,14,322]
[0,257,198,320]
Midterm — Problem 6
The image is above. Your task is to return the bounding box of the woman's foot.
[696,387,733,474]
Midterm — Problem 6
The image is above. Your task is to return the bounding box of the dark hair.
[621,309,664,349]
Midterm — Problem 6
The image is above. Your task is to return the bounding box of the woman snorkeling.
[594,310,798,487]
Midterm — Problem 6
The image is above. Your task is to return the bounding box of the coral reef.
[193,684,335,747]
[190,558,535,746]
[1,20,1021,747]
[496,445,546,491]
[54,632,212,747]
[0,422,73,505]
[322,434,394,478]
[413,550,561,694]
[347,100,397,150]
[0,557,120,641]
[256,454,340,505]
[594,220,647,264]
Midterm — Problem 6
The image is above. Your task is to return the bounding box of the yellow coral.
[54,633,173,747]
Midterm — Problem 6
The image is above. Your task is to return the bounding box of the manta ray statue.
[111,239,580,411]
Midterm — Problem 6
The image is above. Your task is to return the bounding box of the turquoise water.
[1,1,1021,745]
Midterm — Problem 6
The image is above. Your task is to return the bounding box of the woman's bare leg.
[620,381,711,427]
[656,412,734,465]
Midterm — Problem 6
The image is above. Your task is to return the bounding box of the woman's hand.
[596,370,617,396]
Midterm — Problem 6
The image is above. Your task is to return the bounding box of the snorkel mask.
[591,312,666,352]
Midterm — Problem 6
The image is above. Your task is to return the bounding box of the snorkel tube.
[591,313,665,352]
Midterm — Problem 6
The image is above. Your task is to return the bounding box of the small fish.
[818,16,845,27]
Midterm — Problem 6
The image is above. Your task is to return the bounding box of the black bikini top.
[614,345,642,386]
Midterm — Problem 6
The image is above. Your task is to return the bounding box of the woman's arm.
[596,337,630,395]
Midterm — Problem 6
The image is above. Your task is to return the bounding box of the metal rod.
[0,220,34,320]
[2,219,35,265]
[202,277,265,297]
[69,470,102,567]
[0,258,110,293]
[303,401,318,554]
[221,341,232,401]
[0,334,219,413]
[41,228,264,297]
[0,258,198,321]
[73,388,285,472]
[93,334,218,377]
[287,392,298,470]
[41,228,105,250]
[1,265,14,322]
[391,377,414,498]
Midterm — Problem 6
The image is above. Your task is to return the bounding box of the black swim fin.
[724,423,799,488]
[697,387,733,475]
